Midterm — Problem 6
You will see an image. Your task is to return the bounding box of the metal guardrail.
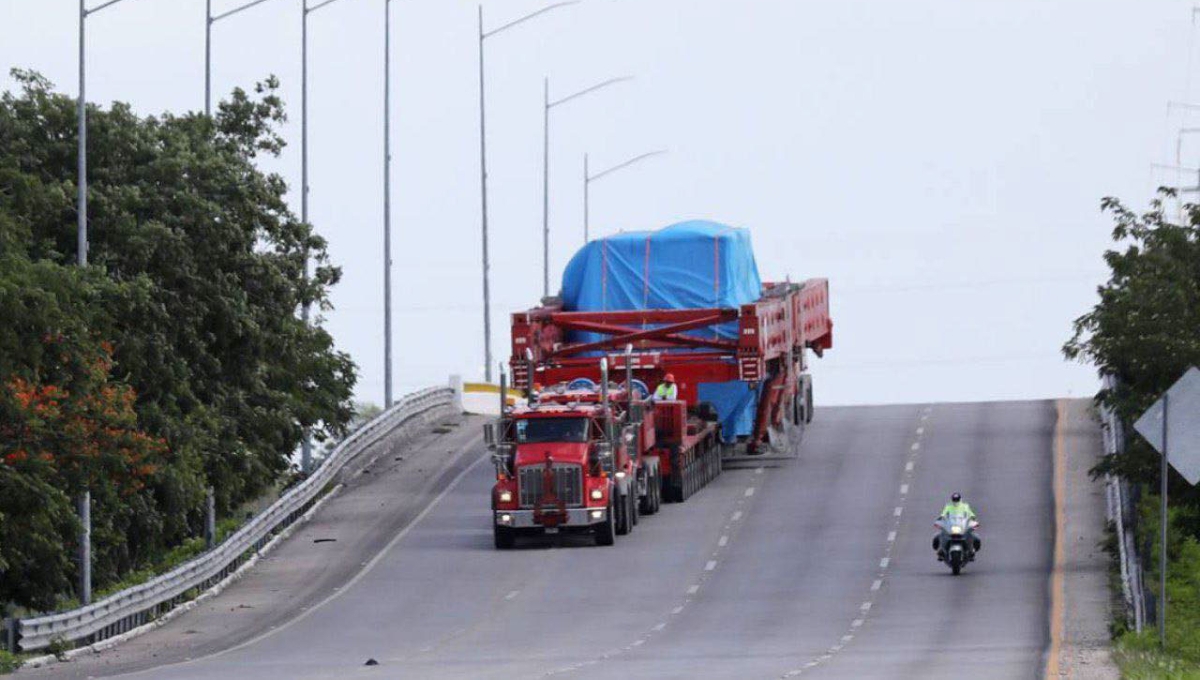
[11,386,454,653]
[1100,377,1146,632]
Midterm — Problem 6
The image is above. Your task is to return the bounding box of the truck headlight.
[499,490,513,503]
[590,488,603,500]
[499,513,513,524]
[590,509,604,520]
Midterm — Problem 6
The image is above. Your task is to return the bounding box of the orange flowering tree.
[0,257,177,610]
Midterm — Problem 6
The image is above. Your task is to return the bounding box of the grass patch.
[0,651,23,674]
[1113,495,1200,678]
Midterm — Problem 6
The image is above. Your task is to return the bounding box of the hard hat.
[951,492,961,503]
[532,383,543,392]
[663,373,675,383]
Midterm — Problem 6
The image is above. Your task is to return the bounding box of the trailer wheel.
[640,468,656,515]
[595,500,616,546]
[494,525,515,550]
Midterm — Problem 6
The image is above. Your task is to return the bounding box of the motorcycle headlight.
[499,490,513,503]
[950,526,963,535]
[590,488,603,501]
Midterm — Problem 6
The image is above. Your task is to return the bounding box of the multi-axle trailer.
[486,276,833,548]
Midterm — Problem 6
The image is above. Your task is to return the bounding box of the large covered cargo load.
[562,221,763,339]
[511,221,831,451]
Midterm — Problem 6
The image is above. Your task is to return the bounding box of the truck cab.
[487,381,658,549]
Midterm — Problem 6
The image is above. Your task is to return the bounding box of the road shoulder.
[20,410,486,679]
[1050,398,1120,679]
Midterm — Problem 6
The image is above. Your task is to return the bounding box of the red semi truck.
[485,277,832,548]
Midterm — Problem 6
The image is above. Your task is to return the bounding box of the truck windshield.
[514,417,589,443]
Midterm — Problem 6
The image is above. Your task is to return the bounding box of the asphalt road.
[41,400,1075,679]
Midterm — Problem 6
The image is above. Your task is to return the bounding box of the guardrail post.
[3,617,14,653]
[79,490,91,605]
[205,487,216,550]
[450,374,464,412]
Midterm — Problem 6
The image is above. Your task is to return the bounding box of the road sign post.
[1133,367,1200,648]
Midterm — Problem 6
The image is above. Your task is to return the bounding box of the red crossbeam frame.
[547,310,738,358]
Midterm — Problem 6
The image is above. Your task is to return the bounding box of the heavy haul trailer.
[508,277,833,457]
[485,354,721,549]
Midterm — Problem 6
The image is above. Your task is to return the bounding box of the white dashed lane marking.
[505,590,519,601]
[731,510,743,522]
[718,535,729,547]
[745,487,756,497]
[880,557,890,569]
[887,531,896,543]
[871,579,883,591]
[687,584,700,595]
[705,560,717,571]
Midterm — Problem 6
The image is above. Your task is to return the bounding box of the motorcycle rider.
[932,492,981,559]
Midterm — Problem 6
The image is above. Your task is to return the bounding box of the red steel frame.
[509,279,833,450]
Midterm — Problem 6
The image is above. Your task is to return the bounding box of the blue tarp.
[561,220,762,327]
[560,220,764,441]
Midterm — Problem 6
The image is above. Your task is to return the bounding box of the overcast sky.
[2,0,1195,406]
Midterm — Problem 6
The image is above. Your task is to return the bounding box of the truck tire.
[595,500,616,546]
[805,381,814,424]
[494,525,515,550]
[616,491,631,535]
[631,483,640,526]
[641,467,660,515]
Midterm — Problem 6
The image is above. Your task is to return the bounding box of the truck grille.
[518,464,583,508]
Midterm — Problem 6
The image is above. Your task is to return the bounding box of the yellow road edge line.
[1046,398,1068,679]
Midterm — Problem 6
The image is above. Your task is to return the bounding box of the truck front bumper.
[495,508,606,529]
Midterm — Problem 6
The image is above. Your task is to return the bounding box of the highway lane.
[75,401,1062,679]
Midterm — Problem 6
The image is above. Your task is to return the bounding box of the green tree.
[0,69,357,607]
[1065,189,1200,515]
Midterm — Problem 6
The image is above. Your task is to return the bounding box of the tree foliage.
[0,69,355,610]
[1065,189,1200,517]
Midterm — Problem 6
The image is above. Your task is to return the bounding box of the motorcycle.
[934,513,979,575]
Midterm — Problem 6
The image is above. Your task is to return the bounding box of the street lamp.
[383,0,393,408]
[477,1,578,383]
[583,149,667,242]
[77,0,150,608]
[298,0,358,471]
[541,75,632,297]
[205,0,287,116]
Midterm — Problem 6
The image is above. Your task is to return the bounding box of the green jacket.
[939,501,976,519]
[654,383,678,400]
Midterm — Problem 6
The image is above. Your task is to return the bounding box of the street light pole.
[541,75,632,296]
[383,0,393,408]
[298,0,356,471]
[76,0,144,608]
[477,6,492,382]
[206,0,286,115]
[477,1,578,382]
[583,149,668,241]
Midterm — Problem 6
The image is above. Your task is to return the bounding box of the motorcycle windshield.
[942,513,971,534]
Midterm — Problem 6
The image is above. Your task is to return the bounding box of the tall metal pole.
[542,77,550,298]
[299,1,313,472]
[76,0,92,608]
[383,0,393,408]
[1160,390,1169,647]
[578,152,583,243]
[78,0,88,268]
[204,0,212,116]
[478,5,493,383]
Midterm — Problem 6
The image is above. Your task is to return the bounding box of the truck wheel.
[494,525,515,550]
[629,491,639,529]
[595,501,616,546]
[805,382,814,424]
[616,491,631,535]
